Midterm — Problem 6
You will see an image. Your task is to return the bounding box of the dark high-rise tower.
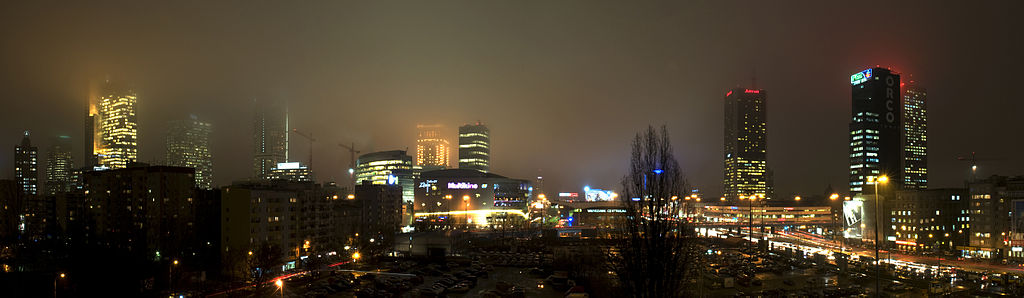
[458,122,490,172]
[167,115,214,189]
[45,135,74,195]
[253,100,288,179]
[15,131,39,195]
[723,87,768,201]
[849,67,901,194]
[902,83,927,190]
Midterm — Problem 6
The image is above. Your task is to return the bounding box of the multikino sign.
[448,182,479,189]
[850,68,872,85]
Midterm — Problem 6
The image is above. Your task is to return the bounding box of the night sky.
[1,1,1021,198]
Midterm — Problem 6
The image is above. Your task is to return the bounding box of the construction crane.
[338,142,360,187]
[291,128,315,171]
[956,152,1007,182]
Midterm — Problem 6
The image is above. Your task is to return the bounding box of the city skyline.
[3,2,1024,297]
[0,1,1021,198]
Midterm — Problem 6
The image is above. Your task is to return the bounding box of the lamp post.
[170,259,178,293]
[870,175,889,297]
[462,195,471,229]
[444,194,453,230]
[275,278,284,298]
[829,193,840,241]
[54,272,65,298]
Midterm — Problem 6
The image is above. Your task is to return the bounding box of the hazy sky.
[1,1,1021,197]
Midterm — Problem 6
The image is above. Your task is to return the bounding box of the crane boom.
[338,142,360,187]
[291,128,315,171]
[956,152,1008,182]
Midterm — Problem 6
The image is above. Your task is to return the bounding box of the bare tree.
[247,242,282,286]
[611,125,698,298]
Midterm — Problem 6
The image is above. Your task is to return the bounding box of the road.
[710,227,1024,276]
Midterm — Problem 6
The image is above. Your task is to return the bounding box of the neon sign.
[419,180,437,189]
[448,182,479,189]
[558,192,579,197]
[850,68,872,85]
[744,89,759,94]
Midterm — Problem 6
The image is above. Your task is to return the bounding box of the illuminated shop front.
[413,169,530,229]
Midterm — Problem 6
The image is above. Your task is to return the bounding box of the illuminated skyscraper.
[356,150,419,225]
[723,87,768,201]
[849,67,901,194]
[96,81,139,169]
[45,135,75,195]
[84,102,98,167]
[902,83,927,190]
[167,115,214,189]
[15,131,38,195]
[253,100,288,179]
[458,122,490,172]
[416,124,449,171]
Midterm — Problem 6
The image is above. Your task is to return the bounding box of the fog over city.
[2,1,1021,197]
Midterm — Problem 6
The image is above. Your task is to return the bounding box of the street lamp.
[462,195,471,228]
[169,259,178,293]
[868,175,889,296]
[275,278,284,298]
[54,272,65,298]
[743,195,756,251]
[444,195,453,229]
[829,193,839,241]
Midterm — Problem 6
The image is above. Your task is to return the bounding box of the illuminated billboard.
[447,182,479,189]
[843,200,864,239]
[850,68,872,85]
[585,188,618,201]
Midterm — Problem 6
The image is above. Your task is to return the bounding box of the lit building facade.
[83,165,204,257]
[416,124,450,171]
[354,181,403,256]
[220,180,355,278]
[355,150,418,225]
[253,100,288,179]
[965,176,1024,260]
[458,123,490,172]
[264,162,313,182]
[355,150,417,204]
[886,189,968,253]
[413,169,530,229]
[45,135,75,195]
[902,83,928,190]
[723,87,768,201]
[702,205,832,227]
[167,115,214,189]
[96,82,139,169]
[15,131,39,196]
[849,67,902,194]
